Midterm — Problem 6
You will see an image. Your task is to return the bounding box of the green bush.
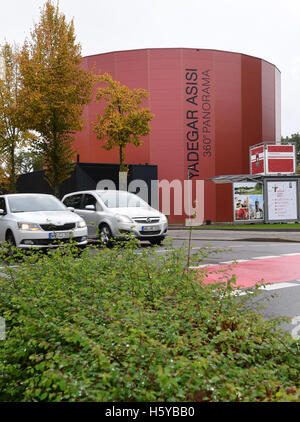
[0,240,299,402]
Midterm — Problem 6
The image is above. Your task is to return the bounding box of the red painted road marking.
[200,255,300,289]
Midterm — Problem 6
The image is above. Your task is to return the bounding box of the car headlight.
[116,214,133,223]
[76,220,87,228]
[161,214,168,223]
[18,222,41,231]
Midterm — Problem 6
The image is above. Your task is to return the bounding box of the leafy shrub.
[0,240,299,401]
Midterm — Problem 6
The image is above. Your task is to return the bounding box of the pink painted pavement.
[200,255,300,289]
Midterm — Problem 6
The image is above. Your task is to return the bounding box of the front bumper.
[115,222,168,239]
[16,228,88,248]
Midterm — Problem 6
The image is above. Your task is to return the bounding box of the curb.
[168,226,300,232]
[166,236,300,243]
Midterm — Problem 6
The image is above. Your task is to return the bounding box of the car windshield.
[97,191,150,208]
[8,195,67,213]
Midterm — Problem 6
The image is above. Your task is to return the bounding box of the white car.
[0,193,88,248]
[62,190,168,246]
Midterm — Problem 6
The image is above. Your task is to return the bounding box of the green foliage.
[0,241,299,402]
[15,148,44,174]
[281,133,300,165]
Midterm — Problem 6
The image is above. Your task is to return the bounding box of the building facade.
[73,48,281,223]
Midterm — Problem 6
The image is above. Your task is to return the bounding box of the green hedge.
[0,241,299,401]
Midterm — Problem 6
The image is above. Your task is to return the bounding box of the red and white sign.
[250,144,295,175]
[266,145,295,174]
[250,145,265,175]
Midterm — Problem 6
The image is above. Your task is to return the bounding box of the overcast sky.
[1,0,299,137]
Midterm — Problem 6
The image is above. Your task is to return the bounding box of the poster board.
[267,181,298,220]
[233,182,264,221]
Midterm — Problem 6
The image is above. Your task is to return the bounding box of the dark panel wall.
[17,164,157,206]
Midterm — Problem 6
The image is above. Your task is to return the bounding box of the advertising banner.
[267,181,298,220]
[233,182,264,221]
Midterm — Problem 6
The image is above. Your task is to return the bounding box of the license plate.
[49,232,71,239]
[141,225,160,232]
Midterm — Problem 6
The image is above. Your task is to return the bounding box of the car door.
[78,194,100,238]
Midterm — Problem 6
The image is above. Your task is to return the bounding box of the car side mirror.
[67,207,75,212]
[85,204,96,211]
[0,208,5,215]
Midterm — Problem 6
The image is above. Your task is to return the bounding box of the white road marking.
[280,253,300,256]
[231,282,300,297]
[259,282,299,291]
[219,259,250,264]
[190,253,300,270]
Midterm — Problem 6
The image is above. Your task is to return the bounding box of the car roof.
[63,190,133,196]
[1,193,55,197]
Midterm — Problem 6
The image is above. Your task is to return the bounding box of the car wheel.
[5,231,16,257]
[99,224,113,247]
[149,236,165,246]
[6,231,16,246]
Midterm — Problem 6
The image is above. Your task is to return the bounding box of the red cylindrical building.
[73,48,281,223]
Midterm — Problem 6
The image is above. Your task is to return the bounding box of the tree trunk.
[119,145,124,171]
[54,184,59,198]
[9,147,16,193]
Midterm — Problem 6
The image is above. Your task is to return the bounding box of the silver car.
[0,193,88,248]
[62,190,168,246]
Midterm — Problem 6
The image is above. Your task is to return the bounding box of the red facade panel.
[181,49,215,222]
[262,61,276,142]
[73,48,280,223]
[241,55,263,171]
[214,51,242,222]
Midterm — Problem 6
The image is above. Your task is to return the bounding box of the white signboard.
[267,181,298,220]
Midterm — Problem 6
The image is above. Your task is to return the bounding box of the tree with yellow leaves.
[0,42,36,193]
[93,73,154,172]
[18,0,94,196]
